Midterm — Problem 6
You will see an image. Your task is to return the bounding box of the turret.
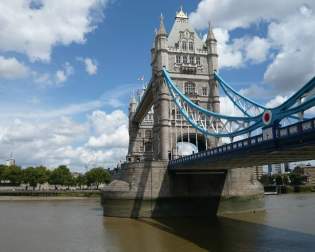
[128,96,137,118]
[155,14,168,70]
[206,22,220,114]
[206,22,218,72]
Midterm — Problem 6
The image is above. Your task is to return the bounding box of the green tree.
[259,174,273,186]
[282,174,289,185]
[85,167,111,189]
[48,165,72,190]
[289,173,305,185]
[23,167,39,190]
[273,174,283,185]
[23,166,50,190]
[0,164,7,183]
[36,166,50,190]
[3,165,23,186]
[75,174,87,189]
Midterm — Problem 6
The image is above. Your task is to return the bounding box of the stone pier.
[101,161,264,217]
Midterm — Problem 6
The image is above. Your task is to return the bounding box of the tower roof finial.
[157,12,167,35]
[176,5,188,19]
[206,20,216,42]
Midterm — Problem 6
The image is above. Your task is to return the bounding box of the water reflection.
[103,215,315,252]
[0,195,315,252]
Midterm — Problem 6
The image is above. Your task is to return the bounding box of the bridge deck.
[168,119,315,172]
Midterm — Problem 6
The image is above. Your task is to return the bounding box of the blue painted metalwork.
[214,72,300,121]
[168,117,315,169]
[162,68,315,138]
[163,68,264,137]
[163,68,258,121]
[214,72,266,117]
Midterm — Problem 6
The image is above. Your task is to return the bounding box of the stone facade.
[102,8,264,218]
[127,8,220,161]
[102,161,264,217]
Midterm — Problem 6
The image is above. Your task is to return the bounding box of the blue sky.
[0,0,314,170]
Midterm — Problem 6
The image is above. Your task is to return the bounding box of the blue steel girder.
[162,68,315,138]
[214,72,301,122]
[163,68,263,138]
[214,72,266,117]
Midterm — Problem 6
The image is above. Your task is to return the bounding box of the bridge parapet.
[169,118,315,170]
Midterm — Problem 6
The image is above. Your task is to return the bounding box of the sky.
[0,0,314,171]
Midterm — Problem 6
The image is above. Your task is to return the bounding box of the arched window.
[196,57,201,65]
[189,55,194,64]
[189,42,194,51]
[145,130,152,138]
[145,142,152,152]
[202,87,207,96]
[184,82,196,95]
[182,41,187,51]
[176,55,181,64]
[183,55,187,64]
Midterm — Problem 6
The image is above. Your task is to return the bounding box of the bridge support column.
[155,78,170,160]
[217,167,264,214]
[101,162,264,217]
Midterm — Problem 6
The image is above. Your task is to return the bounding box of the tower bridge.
[102,7,315,217]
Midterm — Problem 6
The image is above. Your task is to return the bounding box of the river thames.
[0,194,314,252]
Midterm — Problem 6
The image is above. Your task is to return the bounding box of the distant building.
[267,163,287,175]
[5,158,15,167]
[295,165,315,186]
[72,172,81,178]
[284,162,290,172]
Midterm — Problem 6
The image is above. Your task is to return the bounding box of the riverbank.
[0,190,101,198]
[264,185,315,194]
[0,196,100,201]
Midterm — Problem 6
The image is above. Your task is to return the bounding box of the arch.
[176,133,206,152]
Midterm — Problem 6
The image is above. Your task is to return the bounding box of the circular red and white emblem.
[262,110,272,125]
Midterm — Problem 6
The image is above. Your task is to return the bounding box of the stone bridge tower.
[128,7,220,162]
[104,8,264,218]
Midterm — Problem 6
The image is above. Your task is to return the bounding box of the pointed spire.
[130,96,137,104]
[176,5,188,19]
[206,21,216,42]
[157,13,167,35]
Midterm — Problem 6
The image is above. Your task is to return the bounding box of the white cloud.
[190,0,315,94]
[0,109,129,170]
[189,0,312,30]
[212,28,243,69]
[55,62,74,84]
[0,0,108,62]
[264,5,315,92]
[77,57,98,75]
[265,95,288,108]
[31,62,74,87]
[87,125,129,148]
[84,58,98,75]
[220,96,243,116]
[0,56,29,79]
[239,84,269,99]
[88,110,128,135]
[244,36,270,63]
[205,29,270,69]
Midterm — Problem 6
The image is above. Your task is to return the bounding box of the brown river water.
[0,193,314,252]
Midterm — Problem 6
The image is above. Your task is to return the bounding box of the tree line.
[0,165,111,190]
[259,167,308,186]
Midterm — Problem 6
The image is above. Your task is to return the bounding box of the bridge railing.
[169,118,315,166]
